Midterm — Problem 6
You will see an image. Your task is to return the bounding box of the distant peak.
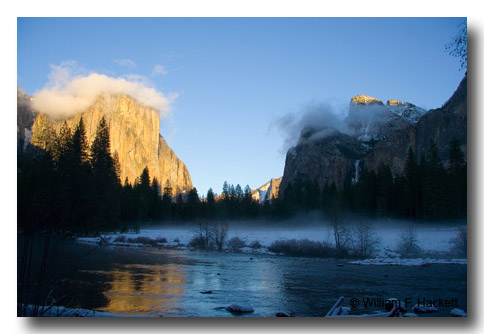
[350,95,383,105]
[386,99,415,107]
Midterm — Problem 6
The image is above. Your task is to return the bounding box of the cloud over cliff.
[273,100,352,152]
[31,61,177,119]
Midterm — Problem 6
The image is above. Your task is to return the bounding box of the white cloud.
[152,64,168,76]
[114,58,137,68]
[272,100,351,151]
[31,61,176,119]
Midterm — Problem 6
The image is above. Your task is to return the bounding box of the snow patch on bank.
[349,258,467,266]
[75,223,466,264]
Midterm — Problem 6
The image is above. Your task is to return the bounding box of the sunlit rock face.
[28,94,193,194]
[280,75,466,193]
[347,94,424,142]
[251,177,282,203]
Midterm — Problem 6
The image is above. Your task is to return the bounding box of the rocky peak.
[27,93,193,194]
[347,95,391,142]
[350,95,384,105]
[386,100,426,124]
[251,177,282,203]
[347,94,426,141]
[386,99,406,106]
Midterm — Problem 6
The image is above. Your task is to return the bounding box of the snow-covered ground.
[76,222,466,265]
[20,305,148,317]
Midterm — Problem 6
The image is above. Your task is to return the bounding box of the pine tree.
[139,166,151,190]
[90,117,114,175]
[53,122,73,227]
[151,177,160,197]
[229,184,236,200]
[391,175,406,217]
[206,188,216,219]
[242,185,258,218]
[235,184,243,199]
[423,141,448,220]
[244,185,251,199]
[222,181,229,199]
[120,178,134,224]
[134,167,151,221]
[113,151,121,183]
[162,179,173,219]
[71,117,90,167]
[354,168,377,216]
[163,179,173,199]
[89,117,120,230]
[376,164,393,216]
[68,117,92,232]
[448,139,466,217]
[403,148,419,219]
[54,121,72,164]
[186,188,201,219]
[150,177,161,220]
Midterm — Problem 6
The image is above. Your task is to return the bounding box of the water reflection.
[89,264,186,316]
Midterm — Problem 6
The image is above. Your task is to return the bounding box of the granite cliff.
[22,93,193,194]
[365,75,467,175]
[280,75,466,195]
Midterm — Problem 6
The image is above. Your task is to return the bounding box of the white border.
[3,1,482,333]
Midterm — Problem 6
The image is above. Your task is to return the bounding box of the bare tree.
[445,23,467,71]
[353,220,379,259]
[212,221,229,251]
[397,225,421,258]
[188,220,214,250]
[330,202,351,251]
[450,226,467,257]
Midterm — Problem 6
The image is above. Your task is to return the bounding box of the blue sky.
[17,17,466,196]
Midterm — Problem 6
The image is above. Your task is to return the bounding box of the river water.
[21,237,467,317]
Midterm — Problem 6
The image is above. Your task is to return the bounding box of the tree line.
[18,116,466,238]
[277,139,467,221]
[18,116,263,236]
[117,136,467,223]
[120,178,262,223]
[18,116,122,235]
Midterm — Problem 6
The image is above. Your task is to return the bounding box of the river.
[19,236,467,317]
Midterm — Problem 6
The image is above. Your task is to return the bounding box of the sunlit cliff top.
[350,95,384,105]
